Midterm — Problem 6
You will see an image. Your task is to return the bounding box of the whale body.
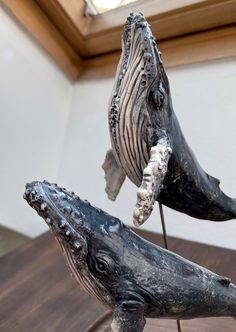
[103,12,236,224]
[24,181,236,332]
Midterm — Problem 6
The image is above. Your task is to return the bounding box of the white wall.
[0,7,72,236]
[58,58,236,250]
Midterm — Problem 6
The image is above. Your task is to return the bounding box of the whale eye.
[87,253,113,277]
[96,260,107,273]
[150,89,164,110]
[94,257,110,275]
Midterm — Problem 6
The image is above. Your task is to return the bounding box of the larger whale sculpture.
[24,181,236,332]
[103,12,236,226]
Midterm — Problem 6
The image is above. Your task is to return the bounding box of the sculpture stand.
[159,203,184,332]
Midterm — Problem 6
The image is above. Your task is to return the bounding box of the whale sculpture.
[24,181,236,332]
[103,12,236,226]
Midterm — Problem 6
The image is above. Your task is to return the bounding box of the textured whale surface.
[104,12,236,224]
[24,180,236,332]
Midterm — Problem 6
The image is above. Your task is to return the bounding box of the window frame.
[2,0,236,80]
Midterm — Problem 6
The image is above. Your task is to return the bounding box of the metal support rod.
[159,203,184,332]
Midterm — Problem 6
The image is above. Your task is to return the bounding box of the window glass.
[85,0,137,14]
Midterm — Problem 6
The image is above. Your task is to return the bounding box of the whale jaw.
[23,181,114,306]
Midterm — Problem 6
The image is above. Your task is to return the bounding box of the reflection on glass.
[85,0,138,14]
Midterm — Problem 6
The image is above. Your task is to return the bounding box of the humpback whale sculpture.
[103,12,236,226]
[24,181,236,332]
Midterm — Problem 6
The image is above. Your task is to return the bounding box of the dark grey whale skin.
[109,12,236,221]
[24,181,236,331]
[159,109,236,221]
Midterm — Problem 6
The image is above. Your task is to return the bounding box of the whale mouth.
[24,181,88,261]
[123,12,159,75]
[112,12,162,99]
[24,181,114,306]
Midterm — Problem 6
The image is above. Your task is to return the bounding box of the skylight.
[85,0,137,14]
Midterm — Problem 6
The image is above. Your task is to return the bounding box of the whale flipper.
[133,137,172,226]
[102,149,126,201]
[111,301,146,332]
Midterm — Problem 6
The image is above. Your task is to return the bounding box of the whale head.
[109,12,172,148]
[24,181,126,306]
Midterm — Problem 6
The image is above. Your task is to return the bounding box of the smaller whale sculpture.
[24,181,236,332]
[103,12,236,226]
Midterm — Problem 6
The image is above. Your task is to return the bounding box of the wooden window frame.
[2,0,236,80]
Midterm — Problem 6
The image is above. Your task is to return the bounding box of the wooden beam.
[36,0,236,58]
[81,52,120,79]
[2,0,236,80]
[2,0,82,81]
[159,24,236,67]
[36,0,91,57]
[85,0,209,35]
[81,25,236,79]
[83,0,236,57]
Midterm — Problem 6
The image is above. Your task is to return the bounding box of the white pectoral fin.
[102,149,126,201]
[111,302,146,332]
[133,140,172,227]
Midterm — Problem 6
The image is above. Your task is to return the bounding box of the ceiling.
[2,0,236,80]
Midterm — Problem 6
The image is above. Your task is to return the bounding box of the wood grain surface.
[0,229,235,331]
[0,225,30,257]
[81,24,236,80]
[1,0,82,81]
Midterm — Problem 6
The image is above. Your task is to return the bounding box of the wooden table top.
[0,228,235,332]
